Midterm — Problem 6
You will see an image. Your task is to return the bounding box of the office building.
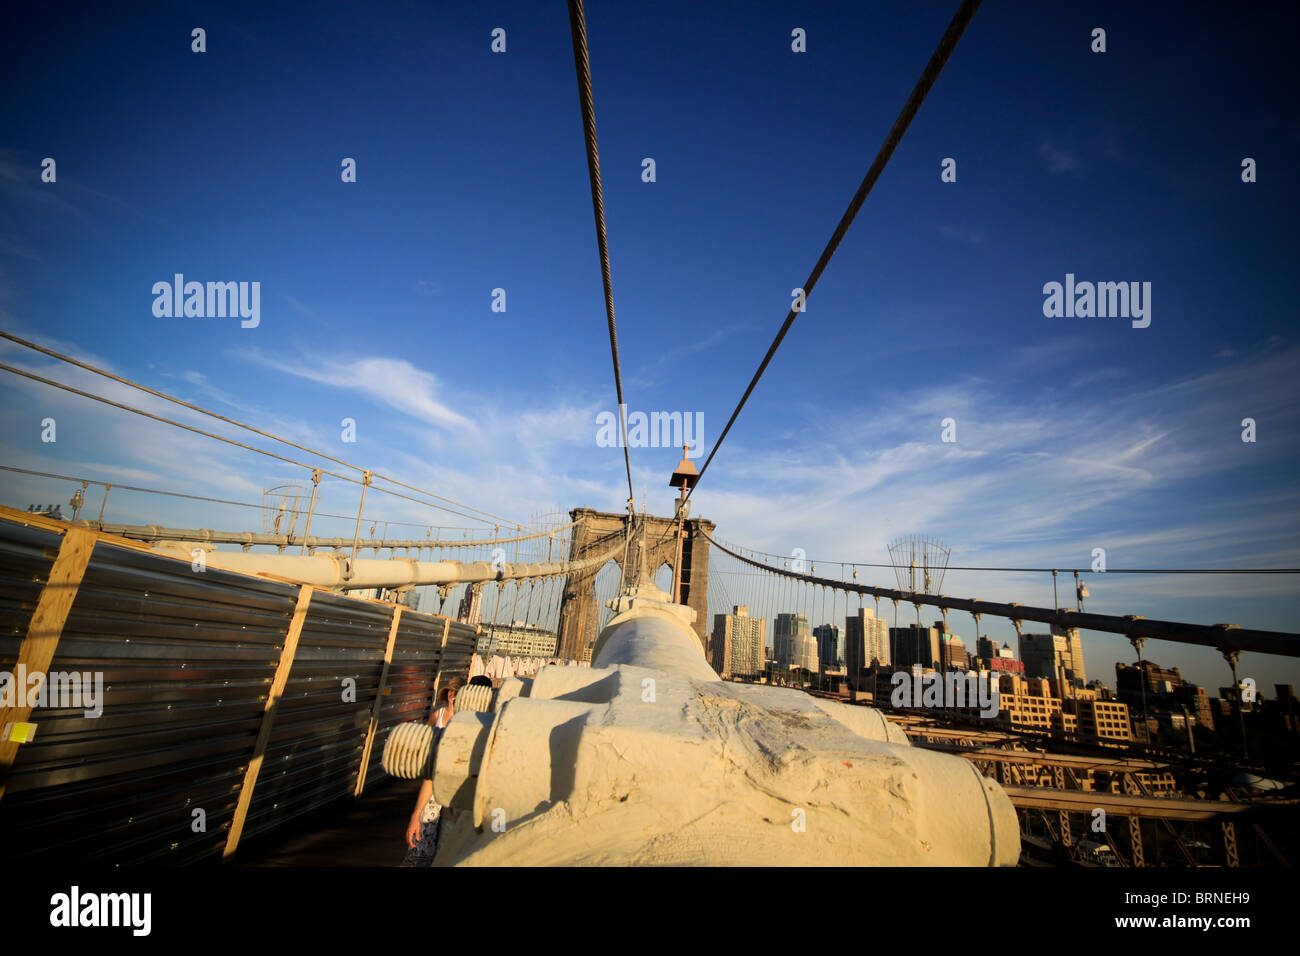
[1076,698,1133,741]
[711,605,766,678]
[812,623,842,670]
[476,624,559,658]
[940,633,970,671]
[844,607,890,679]
[775,612,819,672]
[890,622,940,670]
[976,637,1024,675]
[1021,623,1087,689]
[1117,660,1215,731]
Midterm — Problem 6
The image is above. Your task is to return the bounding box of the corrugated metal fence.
[0,507,475,864]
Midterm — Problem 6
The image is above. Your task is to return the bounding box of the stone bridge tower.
[557,507,714,662]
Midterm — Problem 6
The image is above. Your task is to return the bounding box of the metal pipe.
[149,539,625,592]
[83,522,569,551]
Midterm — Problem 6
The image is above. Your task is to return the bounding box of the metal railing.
[0,506,475,864]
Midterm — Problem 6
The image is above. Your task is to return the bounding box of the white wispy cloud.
[234,347,476,432]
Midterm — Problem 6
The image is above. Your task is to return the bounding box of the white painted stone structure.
[432,585,1020,865]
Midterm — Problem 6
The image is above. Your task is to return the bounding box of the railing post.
[300,468,321,556]
[223,585,313,860]
[348,471,373,576]
[354,604,403,797]
[0,526,96,801]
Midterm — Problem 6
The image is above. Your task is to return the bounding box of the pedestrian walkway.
[234,779,421,867]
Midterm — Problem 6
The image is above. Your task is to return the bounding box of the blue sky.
[1,1,1298,691]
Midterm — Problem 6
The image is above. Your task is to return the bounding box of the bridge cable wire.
[0,330,524,529]
[0,360,497,526]
[703,529,1299,656]
[686,0,983,502]
[708,536,1298,576]
[0,463,576,544]
[566,0,635,504]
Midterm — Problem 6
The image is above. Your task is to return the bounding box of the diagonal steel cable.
[0,329,523,528]
[0,361,497,524]
[687,0,983,502]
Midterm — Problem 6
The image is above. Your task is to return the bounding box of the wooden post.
[223,585,313,860]
[0,527,96,801]
[429,617,452,720]
[354,604,403,797]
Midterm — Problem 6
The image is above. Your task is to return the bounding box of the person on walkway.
[402,678,459,866]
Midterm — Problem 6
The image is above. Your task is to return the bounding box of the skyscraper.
[775,613,819,672]
[1055,623,1086,685]
[812,623,842,669]
[711,605,766,678]
[844,606,889,678]
[889,622,940,670]
[1021,624,1087,688]
[940,633,970,671]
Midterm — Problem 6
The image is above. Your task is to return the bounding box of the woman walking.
[402,678,459,866]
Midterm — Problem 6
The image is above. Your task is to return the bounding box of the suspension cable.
[708,535,1299,576]
[687,0,982,501]
[704,530,1300,658]
[0,360,500,525]
[0,330,524,528]
[0,463,576,542]
[566,0,635,503]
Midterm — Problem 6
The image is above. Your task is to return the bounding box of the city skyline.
[722,603,1285,707]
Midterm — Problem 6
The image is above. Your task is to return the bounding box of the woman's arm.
[406,778,433,848]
